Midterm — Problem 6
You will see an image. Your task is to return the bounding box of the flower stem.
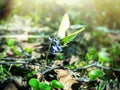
[45,42,52,65]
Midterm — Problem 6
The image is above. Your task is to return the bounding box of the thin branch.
[0,62,29,64]
[82,62,110,70]
[1,57,36,61]
[0,35,48,38]
[42,65,65,75]
[74,62,120,72]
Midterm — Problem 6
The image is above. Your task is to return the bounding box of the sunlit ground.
[0,0,119,51]
[10,0,120,29]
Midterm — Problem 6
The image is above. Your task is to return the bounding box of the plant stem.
[45,42,52,65]
[40,42,52,81]
[0,65,5,79]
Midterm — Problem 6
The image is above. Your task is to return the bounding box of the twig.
[42,65,65,75]
[1,57,36,61]
[82,62,98,69]
[0,35,48,38]
[82,62,110,70]
[0,62,29,64]
[0,57,44,66]
[74,62,119,72]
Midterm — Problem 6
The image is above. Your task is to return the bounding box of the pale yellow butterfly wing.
[57,13,70,39]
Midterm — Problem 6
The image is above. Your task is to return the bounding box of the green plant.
[29,78,40,90]
[98,48,111,64]
[6,38,15,46]
[24,47,34,54]
[38,82,51,90]
[42,13,84,66]
[85,47,111,65]
[50,80,64,89]
[88,69,104,80]
[0,65,11,80]
[29,13,84,90]
[25,70,36,78]
[29,78,63,90]
[85,47,98,61]
[11,46,22,56]
[0,52,5,59]
[0,65,5,79]
[46,13,84,59]
[97,81,106,90]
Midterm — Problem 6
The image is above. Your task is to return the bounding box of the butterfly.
[57,13,70,39]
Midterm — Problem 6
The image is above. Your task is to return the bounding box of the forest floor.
[0,15,120,90]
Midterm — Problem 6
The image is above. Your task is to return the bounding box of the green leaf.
[88,69,104,80]
[24,47,34,54]
[0,65,5,79]
[98,49,111,63]
[50,80,64,89]
[39,82,51,90]
[85,47,98,61]
[6,39,15,46]
[0,52,5,59]
[60,28,85,46]
[29,78,39,90]
[25,70,36,78]
[11,46,22,56]
[97,81,106,90]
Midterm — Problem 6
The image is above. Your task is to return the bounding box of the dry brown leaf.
[52,60,64,67]
[3,83,18,90]
[54,69,77,90]
[69,55,79,65]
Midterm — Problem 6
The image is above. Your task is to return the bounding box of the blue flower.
[49,38,62,53]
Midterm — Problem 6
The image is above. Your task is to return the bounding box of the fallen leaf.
[54,69,77,90]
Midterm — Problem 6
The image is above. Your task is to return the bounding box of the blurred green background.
[1,0,120,31]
